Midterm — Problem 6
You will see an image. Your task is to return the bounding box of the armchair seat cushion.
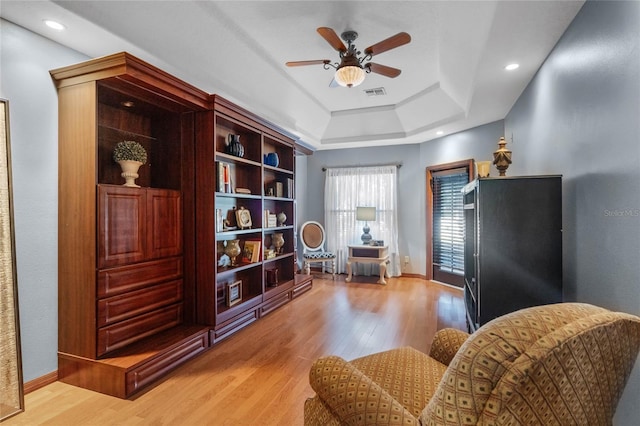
[305,347,448,425]
[350,347,448,418]
[304,251,336,259]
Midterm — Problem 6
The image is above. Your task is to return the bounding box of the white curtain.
[324,165,401,277]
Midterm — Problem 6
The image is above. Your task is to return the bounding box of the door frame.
[426,159,475,284]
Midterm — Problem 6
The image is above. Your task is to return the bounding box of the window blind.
[432,171,467,275]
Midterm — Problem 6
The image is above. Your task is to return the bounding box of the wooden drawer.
[292,279,313,298]
[260,291,291,316]
[97,304,183,356]
[125,330,208,396]
[98,280,183,327]
[212,310,258,343]
[98,257,183,298]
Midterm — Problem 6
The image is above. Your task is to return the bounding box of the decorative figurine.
[493,136,512,176]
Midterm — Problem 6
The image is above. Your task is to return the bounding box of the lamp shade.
[356,207,376,221]
[335,65,365,88]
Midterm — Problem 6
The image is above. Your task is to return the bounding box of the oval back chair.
[300,221,336,279]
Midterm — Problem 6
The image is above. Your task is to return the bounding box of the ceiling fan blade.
[317,27,347,53]
[364,32,411,56]
[365,62,402,78]
[286,60,331,67]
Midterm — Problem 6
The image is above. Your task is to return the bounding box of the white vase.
[118,160,142,187]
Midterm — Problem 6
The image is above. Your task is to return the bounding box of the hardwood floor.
[6,276,464,425]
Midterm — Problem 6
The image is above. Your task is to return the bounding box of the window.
[324,166,400,276]
[432,170,467,276]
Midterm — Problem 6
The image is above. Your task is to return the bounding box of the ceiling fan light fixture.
[335,65,365,88]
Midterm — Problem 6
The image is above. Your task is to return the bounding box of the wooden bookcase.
[196,96,312,343]
[52,53,312,398]
[51,52,211,398]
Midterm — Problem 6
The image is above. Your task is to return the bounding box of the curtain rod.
[322,163,402,171]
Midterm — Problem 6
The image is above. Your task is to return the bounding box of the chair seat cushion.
[351,347,448,419]
[304,252,336,260]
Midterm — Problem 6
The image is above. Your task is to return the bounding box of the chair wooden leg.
[331,259,336,280]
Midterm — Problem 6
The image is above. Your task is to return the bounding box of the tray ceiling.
[1,1,584,150]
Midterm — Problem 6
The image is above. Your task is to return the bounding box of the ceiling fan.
[286,27,411,88]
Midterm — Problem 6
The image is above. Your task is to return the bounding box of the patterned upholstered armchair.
[304,303,640,425]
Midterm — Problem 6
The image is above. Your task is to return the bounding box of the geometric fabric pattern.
[304,303,640,426]
[304,252,337,259]
[306,353,420,425]
[421,303,640,426]
[350,347,448,419]
[428,328,471,367]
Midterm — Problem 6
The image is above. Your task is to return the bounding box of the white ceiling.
[1,0,584,151]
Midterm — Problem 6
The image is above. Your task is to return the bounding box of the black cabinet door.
[465,176,563,329]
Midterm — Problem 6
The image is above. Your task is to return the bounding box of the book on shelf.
[224,163,232,193]
[286,178,294,198]
[216,162,232,193]
[216,161,224,192]
[215,209,223,232]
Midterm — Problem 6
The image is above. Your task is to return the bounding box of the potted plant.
[113,140,147,187]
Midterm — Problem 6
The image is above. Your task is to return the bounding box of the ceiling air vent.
[364,87,386,97]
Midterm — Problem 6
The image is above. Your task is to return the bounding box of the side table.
[346,244,390,285]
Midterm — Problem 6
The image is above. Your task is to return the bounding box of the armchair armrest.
[429,328,469,366]
[309,355,418,426]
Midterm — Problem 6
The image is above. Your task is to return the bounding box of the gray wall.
[303,120,503,275]
[0,20,88,382]
[504,1,640,423]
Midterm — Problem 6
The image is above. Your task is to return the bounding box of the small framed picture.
[227,280,242,306]
[243,240,262,263]
[236,206,252,229]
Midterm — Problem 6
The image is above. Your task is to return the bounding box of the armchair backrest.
[421,303,640,425]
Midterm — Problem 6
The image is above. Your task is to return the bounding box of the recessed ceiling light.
[44,20,66,31]
[436,130,444,136]
[505,63,520,71]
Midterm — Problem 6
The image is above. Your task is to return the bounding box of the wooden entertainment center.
[51,52,312,398]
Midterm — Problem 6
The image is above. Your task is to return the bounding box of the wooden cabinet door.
[146,188,182,259]
[98,185,146,268]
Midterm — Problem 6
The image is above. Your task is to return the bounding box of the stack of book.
[263,210,277,228]
[264,248,276,260]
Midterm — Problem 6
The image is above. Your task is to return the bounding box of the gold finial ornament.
[493,136,512,176]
